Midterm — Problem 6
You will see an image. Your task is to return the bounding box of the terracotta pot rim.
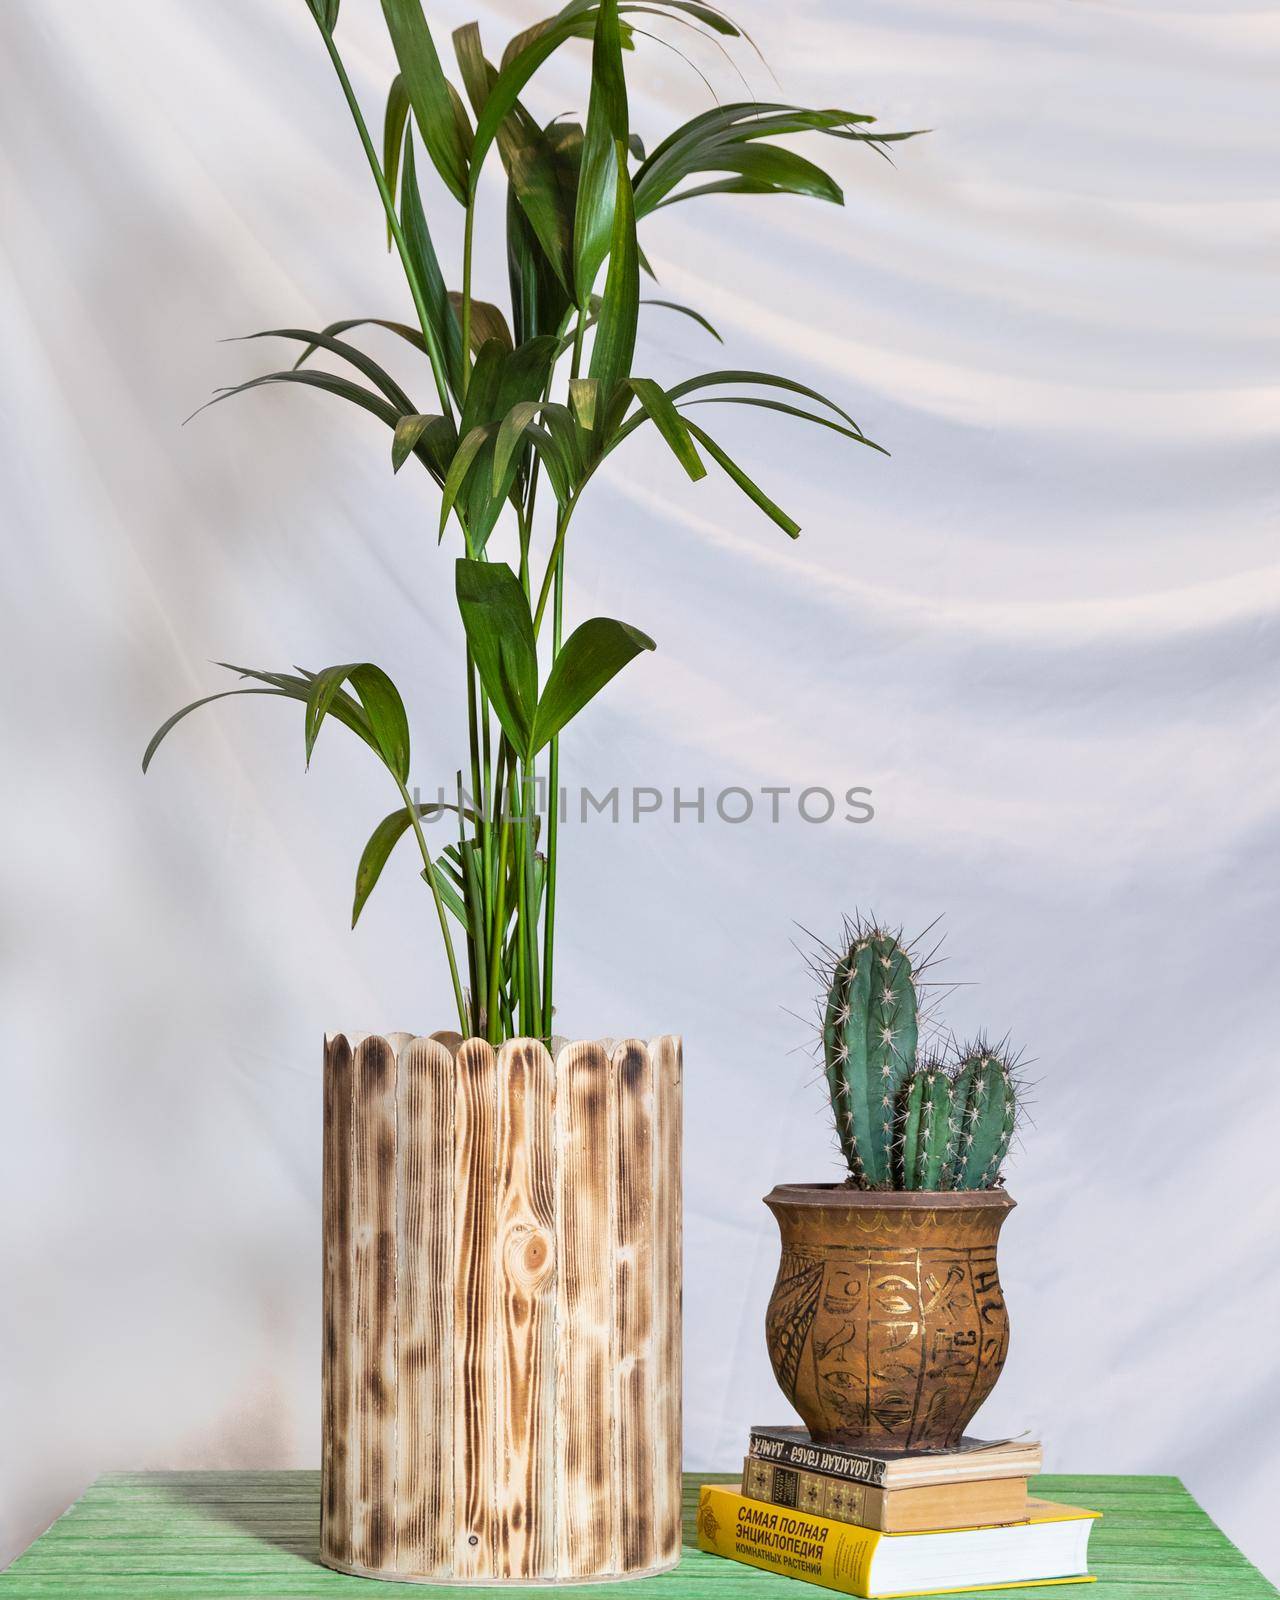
[763,1181,1015,1212]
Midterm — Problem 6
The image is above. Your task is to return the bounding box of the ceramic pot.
[763,1184,1014,1451]
[321,1032,682,1585]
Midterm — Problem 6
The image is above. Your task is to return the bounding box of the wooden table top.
[1,1472,1275,1598]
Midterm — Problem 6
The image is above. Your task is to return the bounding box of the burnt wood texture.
[321,1033,683,1585]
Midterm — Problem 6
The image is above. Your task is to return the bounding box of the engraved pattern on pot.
[764,1248,823,1404]
[763,1190,1014,1451]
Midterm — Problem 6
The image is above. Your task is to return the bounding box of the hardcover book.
[748,1426,1043,1489]
[742,1456,1029,1534]
[696,1485,1098,1598]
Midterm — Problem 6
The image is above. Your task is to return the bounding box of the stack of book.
[697,1427,1099,1598]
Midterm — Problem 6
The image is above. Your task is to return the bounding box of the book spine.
[698,1484,878,1597]
[748,1432,889,1488]
[743,1457,880,1528]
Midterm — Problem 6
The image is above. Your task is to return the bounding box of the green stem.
[570,313,588,380]
[314,21,454,424]
[541,553,563,1027]
[456,771,478,1033]
[532,494,577,637]
[481,690,494,910]
[460,836,488,1036]
[397,778,468,1034]
[465,645,485,854]
[536,320,587,1023]
[460,196,476,397]
[512,873,528,1022]
[516,504,532,599]
[511,766,531,1032]
[520,761,542,1036]
[485,744,512,1043]
[463,651,487,1034]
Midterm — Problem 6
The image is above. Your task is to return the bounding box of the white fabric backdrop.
[2,0,1278,1579]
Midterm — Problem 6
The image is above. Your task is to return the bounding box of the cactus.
[896,1056,963,1189]
[950,1042,1018,1190]
[902,1062,960,1190]
[822,922,920,1189]
[815,916,1025,1192]
[897,1069,927,1186]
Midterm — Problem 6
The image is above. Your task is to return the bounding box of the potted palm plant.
[765,918,1025,1456]
[145,0,918,1582]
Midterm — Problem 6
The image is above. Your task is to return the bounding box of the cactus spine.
[815,915,1025,1192]
[822,924,919,1189]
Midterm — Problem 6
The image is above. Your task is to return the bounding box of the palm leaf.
[381,0,470,204]
[624,377,704,479]
[142,687,287,773]
[439,422,498,537]
[233,328,417,414]
[190,367,400,430]
[301,662,413,781]
[573,0,628,305]
[353,800,464,926]
[680,417,799,536]
[470,8,613,190]
[190,368,449,482]
[665,367,864,433]
[587,146,639,403]
[447,291,514,354]
[392,411,453,473]
[678,394,887,454]
[290,318,428,370]
[652,145,844,209]
[401,133,465,398]
[382,73,410,246]
[454,23,574,292]
[642,297,722,341]
[145,663,387,774]
[633,101,916,217]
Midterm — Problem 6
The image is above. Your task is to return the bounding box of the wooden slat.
[452,1038,498,1578]
[613,1039,658,1574]
[492,1042,557,1579]
[650,1035,684,1568]
[553,1040,617,1579]
[319,1035,353,1570]
[393,1038,454,1578]
[348,1037,397,1573]
[317,1033,681,1584]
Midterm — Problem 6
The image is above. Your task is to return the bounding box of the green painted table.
[1,1474,1274,1598]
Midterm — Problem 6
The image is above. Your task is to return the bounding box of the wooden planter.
[763,1185,1014,1452]
[321,1032,682,1585]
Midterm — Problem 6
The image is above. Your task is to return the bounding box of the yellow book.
[696,1484,1100,1599]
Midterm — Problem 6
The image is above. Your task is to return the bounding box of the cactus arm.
[944,1057,976,1188]
[915,1069,956,1189]
[865,934,919,1186]
[838,947,877,1185]
[979,1091,1017,1188]
[898,1071,926,1189]
[954,1049,1016,1189]
[821,953,859,1172]
[973,1089,1016,1189]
